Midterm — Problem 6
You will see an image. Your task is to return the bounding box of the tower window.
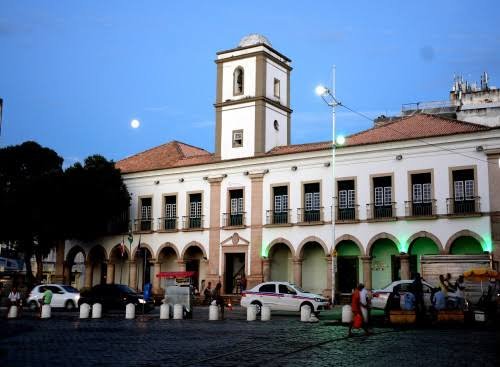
[233,67,244,95]
[232,129,243,148]
[273,120,279,131]
[274,78,280,97]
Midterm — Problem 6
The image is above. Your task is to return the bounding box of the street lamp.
[315,66,341,305]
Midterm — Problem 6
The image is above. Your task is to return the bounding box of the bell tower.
[214,34,292,160]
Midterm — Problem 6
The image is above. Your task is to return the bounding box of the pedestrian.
[445,273,455,292]
[203,281,213,305]
[454,275,466,310]
[359,284,370,326]
[6,286,21,318]
[348,284,371,337]
[240,274,247,293]
[212,282,224,319]
[39,286,53,318]
[431,287,446,311]
[412,273,425,321]
[438,274,449,297]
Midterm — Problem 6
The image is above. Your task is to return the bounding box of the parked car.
[371,279,467,310]
[27,284,80,311]
[241,281,329,315]
[78,284,154,312]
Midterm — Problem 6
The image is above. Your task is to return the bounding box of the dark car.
[78,284,154,313]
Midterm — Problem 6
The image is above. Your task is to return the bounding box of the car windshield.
[62,286,79,293]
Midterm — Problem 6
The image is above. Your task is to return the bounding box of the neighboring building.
[63,35,500,300]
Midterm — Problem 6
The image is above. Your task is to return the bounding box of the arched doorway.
[88,246,107,286]
[183,245,207,293]
[336,240,362,294]
[269,243,293,282]
[109,244,129,285]
[370,239,399,289]
[409,238,440,275]
[134,246,153,292]
[450,236,483,254]
[66,247,85,290]
[157,246,179,293]
[301,242,327,295]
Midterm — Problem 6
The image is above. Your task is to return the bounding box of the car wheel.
[29,301,38,311]
[251,301,262,316]
[300,302,314,313]
[65,300,76,311]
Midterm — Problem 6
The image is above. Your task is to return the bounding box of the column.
[153,261,162,295]
[208,177,223,285]
[399,253,411,280]
[177,260,186,272]
[249,173,265,287]
[262,258,271,282]
[53,240,66,284]
[84,261,93,288]
[106,262,115,284]
[360,256,372,290]
[325,257,333,299]
[129,260,137,290]
[293,257,303,287]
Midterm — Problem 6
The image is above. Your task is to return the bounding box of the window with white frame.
[164,196,176,218]
[273,186,288,212]
[232,130,243,148]
[140,198,152,219]
[189,193,202,218]
[452,169,475,201]
[304,182,320,211]
[373,176,392,206]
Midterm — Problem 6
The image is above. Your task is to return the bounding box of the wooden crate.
[390,310,416,324]
[437,310,464,322]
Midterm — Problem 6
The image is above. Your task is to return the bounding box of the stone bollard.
[92,303,102,319]
[341,305,352,323]
[7,305,18,319]
[173,304,183,320]
[209,305,219,321]
[300,305,311,322]
[79,303,90,319]
[247,305,257,321]
[160,303,170,320]
[261,305,271,321]
[125,303,135,319]
[41,304,51,319]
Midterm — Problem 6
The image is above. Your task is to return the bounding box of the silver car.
[27,284,80,311]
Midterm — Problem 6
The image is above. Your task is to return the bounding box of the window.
[187,193,202,229]
[163,195,177,230]
[233,67,244,95]
[140,198,152,219]
[259,284,276,293]
[453,169,475,201]
[272,186,289,224]
[273,120,279,131]
[372,176,393,219]
[279,284,296,294]
[303,182,321,222]
[228,189,244,226]
[339,190,355,209]
[274,78,280,97]
[232,130,243,148]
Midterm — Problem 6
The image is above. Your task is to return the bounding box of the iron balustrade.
[405,200,437,217]
[222,212,246,227]
[266,209,291,225]
[366,202,396,220]
[297,207,324,223]
[335,205,358,221]
[446,197,480,215]
[157,217,178,231]
[133,218,153,232]
[182,215,204,230]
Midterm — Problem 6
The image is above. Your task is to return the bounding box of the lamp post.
[316,66,342,305]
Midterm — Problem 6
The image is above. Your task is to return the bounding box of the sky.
[0,1,499,166]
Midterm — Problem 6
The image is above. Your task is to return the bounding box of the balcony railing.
[297,207,324,223]
[157,217,178,231]
[222,212,246,227]
[446,197,481,215]
[182,215,204,230]
[405,200,437,217]
[266,209,291,225]
[133,218,153,232]
[366,203,396,220]
[335,205,359,222]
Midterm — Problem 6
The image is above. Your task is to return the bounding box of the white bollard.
[247,305,257,321]
[342,305,352,323]
[173,304,183,320]
[300,305,311,322]
[125,303,135,319]
[160,303,170,320]
[79,303,90,319]
[92,303,102,319]
[41,304,51,319]
[209,305,219,321]
[261,305,271,321]
[7,305,18,319]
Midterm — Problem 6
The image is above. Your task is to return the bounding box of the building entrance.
[224,253,245,294]
[337,256,358,293]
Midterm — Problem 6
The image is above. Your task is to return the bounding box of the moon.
[131,119,140,129]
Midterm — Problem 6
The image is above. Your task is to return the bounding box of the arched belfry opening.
[233,67,244,95]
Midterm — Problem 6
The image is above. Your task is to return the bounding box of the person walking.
[212,282,224,319]
[412,273,425,322]
[348,284,371,337]
[203,281,213,305]
[359,284,370,327]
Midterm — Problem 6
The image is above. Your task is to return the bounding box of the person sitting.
[6,287,21,318]
[432,287,446,311]
[402,292,416,311]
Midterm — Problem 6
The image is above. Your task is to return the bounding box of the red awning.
[156,271,198,278]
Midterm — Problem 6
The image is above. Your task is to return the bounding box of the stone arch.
[156,242,180,260]
[132,242,155,260]
[334,234,365,256]
[445,230,485,254]
[181,241,207,259]
[66,245,86,263]
[407,231,444,253]
[109,243,131,262]
[297,236,329,258]
[367,233,401,256]
[267,237,295,258]
[88,244,108,262]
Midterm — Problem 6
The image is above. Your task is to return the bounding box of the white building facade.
[63,35,500,300]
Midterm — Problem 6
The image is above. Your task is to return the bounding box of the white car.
[27,284,80,311]
[241,281,329,315]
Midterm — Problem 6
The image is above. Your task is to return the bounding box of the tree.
[0,141,64,284]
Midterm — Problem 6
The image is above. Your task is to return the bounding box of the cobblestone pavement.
[0,307,497,367]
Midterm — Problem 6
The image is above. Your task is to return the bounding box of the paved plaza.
[0,307,497,367]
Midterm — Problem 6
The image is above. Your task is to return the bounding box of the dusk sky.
[1,1,499,166]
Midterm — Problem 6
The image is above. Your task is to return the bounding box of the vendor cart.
[156,271,197,319]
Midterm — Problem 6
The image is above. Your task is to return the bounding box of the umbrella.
[463,268,500,293]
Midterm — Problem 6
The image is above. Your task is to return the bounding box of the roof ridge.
[117,140,181,163]
[418,113,491,130]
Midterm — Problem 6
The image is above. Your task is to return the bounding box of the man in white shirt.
[6,287,21,318]
[359,285,370,324]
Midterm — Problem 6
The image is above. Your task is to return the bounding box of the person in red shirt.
[348,283,371,337]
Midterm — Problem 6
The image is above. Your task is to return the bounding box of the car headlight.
[314,298,324,302]
[138,299,146,304]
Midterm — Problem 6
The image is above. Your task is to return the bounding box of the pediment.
[221,232,249,246]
